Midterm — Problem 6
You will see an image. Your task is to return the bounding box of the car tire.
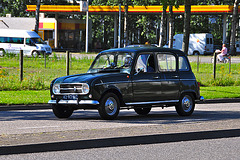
[32,51,39,58]
[52,105,73,118]
[98,93,120,120]
[175,94,195,116]
[134,107,151,115]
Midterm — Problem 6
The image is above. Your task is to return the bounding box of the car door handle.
[153,76,160,79]
[172,75,179,79]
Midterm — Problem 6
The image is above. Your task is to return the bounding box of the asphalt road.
[0,102,240,158]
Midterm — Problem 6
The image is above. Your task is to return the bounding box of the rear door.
[206,34,214,54]
[157,53,180,101]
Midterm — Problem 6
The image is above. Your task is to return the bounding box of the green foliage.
[0,54,94,91]
[0,0,70,17]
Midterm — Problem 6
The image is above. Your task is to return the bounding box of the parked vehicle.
[49,47,204,120]
[172,33,214,55]
[0,29,52,57]
[235,41,240,54]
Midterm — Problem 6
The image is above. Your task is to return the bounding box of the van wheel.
[175,94,195,116]
[134,107,151,115]
[52,105,73,118]
[98,93,120,120]
[32,51,39,58]
[0,49,5,56]
[193,51,199,55]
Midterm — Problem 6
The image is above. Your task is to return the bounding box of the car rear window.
[179,56,190,71]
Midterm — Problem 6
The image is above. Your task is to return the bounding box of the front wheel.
[98,93,120,120]
[32,51,39,58]
[134,107,151,115]
[175,94,195,116]
[52,105,73,118]
[0,49,5,56]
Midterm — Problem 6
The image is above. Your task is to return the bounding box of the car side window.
[157,53,176,72]
[135,54,155,73]
[179,56,190,71]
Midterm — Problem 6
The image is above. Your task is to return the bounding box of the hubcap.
[105,97,117,115]
[182,95,192,112]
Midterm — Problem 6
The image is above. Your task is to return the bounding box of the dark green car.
[49,47,204,120]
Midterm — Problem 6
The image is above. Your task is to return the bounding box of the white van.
[0,29,52,57]
[172,33,214,55]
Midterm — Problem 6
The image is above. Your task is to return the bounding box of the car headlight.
[53,84,60,94]
[82,83,89,94]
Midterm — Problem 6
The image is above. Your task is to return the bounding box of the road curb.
[0,104,51,111]
[0,98,240,111]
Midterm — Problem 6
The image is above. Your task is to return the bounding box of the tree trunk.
[123,0,128,47]
[159,7,167,47]
[182,0,191,55]
[169,5,174,48]
[230,0,239,55]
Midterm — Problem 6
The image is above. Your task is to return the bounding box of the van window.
[157,54,176,72]
[0,37,24,44]
[26,38,46,46]
[210,38,213,44]
[207,38,209,44]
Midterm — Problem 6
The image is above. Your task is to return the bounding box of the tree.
[230,0,240,55]
[159,7,167,47]
[0,0,70,17]
[182,0,191,55]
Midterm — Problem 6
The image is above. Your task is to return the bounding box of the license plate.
[63,95,78,100]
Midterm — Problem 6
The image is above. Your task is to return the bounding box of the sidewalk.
[1,98,240,111]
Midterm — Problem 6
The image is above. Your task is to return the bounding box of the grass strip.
[0,90,49,105]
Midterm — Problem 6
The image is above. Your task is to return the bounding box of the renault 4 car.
[49,47,204,120]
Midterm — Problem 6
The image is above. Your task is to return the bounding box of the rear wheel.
[175,94,195,116]
[98,93,120,120]
[134,107,151,115]
[52,105,73,118]
[193,51,199,55]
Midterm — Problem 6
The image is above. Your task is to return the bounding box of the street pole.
[85,0,89,53]
[118,3,121,48]
[35,0,40,33]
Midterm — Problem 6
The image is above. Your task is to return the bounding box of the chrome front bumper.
[48,100,99,105]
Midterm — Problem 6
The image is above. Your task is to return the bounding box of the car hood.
[53,72,127,85]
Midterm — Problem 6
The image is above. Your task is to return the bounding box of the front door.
[132,53,162,102]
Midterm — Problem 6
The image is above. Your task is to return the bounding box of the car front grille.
[60,83,83,94]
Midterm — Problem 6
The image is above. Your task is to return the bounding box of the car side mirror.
[134,68,144,75]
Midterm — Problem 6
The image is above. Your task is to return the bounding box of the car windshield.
[88,52,135,74]
[30,38,46,44]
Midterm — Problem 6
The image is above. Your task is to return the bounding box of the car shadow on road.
[0,108,240,125]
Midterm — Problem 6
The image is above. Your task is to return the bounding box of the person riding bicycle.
[216,44,228,62]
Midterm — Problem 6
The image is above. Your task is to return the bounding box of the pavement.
[0,98,240,155]
[1,98,240,111]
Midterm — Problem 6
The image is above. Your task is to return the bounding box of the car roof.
[100,46,186,56]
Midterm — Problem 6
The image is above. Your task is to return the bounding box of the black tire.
[32,51,39,58]
[193,51,199,55]
[175,94,195,116]
[98,93,120,120]
[0,49,5,56]
[52,105,73,118]
[134,107,151,115]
